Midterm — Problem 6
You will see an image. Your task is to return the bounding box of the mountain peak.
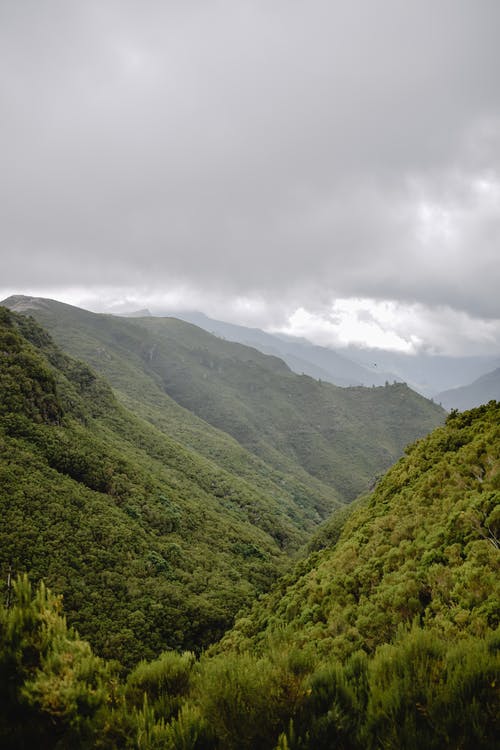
[1,294,52,312]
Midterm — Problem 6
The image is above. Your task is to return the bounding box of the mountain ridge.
[0,306,325,664]
[437,366,500,411]
[2,295,446,506]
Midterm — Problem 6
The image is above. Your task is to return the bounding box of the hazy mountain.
[119,308,152,317]
[156,309,401,387]
[155,310,500,397]
[436,367,500,411]
[3,295,445,507]
[344,345,500,397]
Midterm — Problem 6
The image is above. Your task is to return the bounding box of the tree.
[0,575,115,749]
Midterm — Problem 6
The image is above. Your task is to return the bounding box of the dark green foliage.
[222,401,500,659]
[126,650,196,722]
[2,579,498,749]
[364,625,500,750]
[271,627,499,750]
[0,307,317,664]
[306,498,362,553]
[195,653,286,750]
[0,575,114,749]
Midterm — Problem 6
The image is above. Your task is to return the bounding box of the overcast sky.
[1,1,499,354]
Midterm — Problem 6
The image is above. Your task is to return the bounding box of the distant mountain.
[3,295,445,507]
[155,310,500,397]
[119,308,152,317]
[156,309,399,387]
[344,345,500,397]
[436,367,500,411]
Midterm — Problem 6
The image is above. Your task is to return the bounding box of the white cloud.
[271,299,500,356]
[1,2,500,353]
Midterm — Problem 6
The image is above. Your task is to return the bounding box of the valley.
[0,300,497,749]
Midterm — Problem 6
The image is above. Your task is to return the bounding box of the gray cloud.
[1,1,500,349]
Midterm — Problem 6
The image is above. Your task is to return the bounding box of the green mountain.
[3,295,445,507]
[158,309,394,387]
[437,367,500,411]
[0,306,330,665]
[221,401,500,658]
[1,402,498,749]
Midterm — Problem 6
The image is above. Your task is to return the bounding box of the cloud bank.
[1,1,499,352]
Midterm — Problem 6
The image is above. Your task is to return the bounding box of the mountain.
[220,400,500,657]
[0,306,332,665]
[2,401,498,749]
[158,309,398,387]
[150,309,500,397]
[3,295,445,506]
[436,367,500,411]
[199,401,499,748]
[344,345,500,397]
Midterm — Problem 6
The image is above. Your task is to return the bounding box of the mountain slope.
[437,367,500,411]
[3,296,337,520]
[221,401,500,659]
[3,296,446,506]
[0,307,336,665]
[162,309,394,387]
[1,396,497,749]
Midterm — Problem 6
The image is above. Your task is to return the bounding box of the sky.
[1,0,499,355]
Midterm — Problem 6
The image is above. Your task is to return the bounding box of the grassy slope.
[0,308,334,665]
[4,296,445,507]
[220,401,500,660]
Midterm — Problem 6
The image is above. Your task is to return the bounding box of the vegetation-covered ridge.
[0,306,333,665]
[1,401,498,749]
[222,401,500,658]
[3,295,446,506]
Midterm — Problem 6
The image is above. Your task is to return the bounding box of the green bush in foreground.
[0,575,115,749]
[1,576,498,749]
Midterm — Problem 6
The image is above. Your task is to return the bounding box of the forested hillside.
[0,306,333,665]
[162,309,393,387]
[222,401,500,657]
[1,402,498,748]
[3,295,445,504]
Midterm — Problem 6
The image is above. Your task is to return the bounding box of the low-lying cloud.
[1,1,499,353]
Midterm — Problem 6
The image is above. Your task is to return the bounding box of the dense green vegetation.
[221,402,500,657]
[0,306,334,664]
[1,402,498,748]
[4,295,445,505]
[1,300,496,747]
